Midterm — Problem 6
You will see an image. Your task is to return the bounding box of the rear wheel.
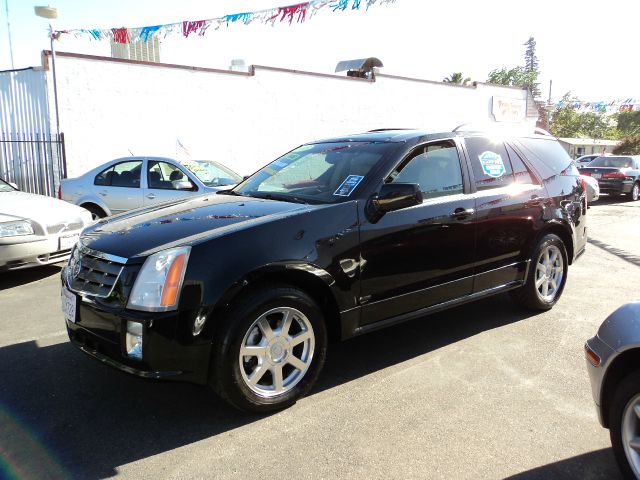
[82,203,106,220]
[510,233,568,311]
[609,371,640,479]
[629,182,640,202]
[210,284,327,413]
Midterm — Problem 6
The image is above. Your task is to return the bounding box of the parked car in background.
[575,154,604,167]
[581,174,600,204]
[0,178,92,271]
[585,302,640,479]
[61,128,586,413]
[578,155,640,201]
[61,157,242,218]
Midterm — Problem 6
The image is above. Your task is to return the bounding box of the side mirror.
[372,183,423,213]
[175,180,195,191]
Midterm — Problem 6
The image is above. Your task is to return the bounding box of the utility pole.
[4,0,15,69]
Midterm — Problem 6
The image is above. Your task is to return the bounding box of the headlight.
[0,220,34,237]
[127,247,191,312]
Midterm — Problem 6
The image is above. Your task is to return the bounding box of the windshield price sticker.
[333,175,364,197]
[478,151,506,178]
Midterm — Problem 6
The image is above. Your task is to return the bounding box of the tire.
[210,283,327,413]
[82,203,107,220]
[629,183,640,202]
[510,233,568,311]
[609,371,640,479]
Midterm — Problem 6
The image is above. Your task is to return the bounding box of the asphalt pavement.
[1,195,639,479]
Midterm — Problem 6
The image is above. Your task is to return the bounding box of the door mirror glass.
[373,183,422,213]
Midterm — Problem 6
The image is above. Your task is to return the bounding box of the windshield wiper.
[249,192,309,204]
[216,189,241,196]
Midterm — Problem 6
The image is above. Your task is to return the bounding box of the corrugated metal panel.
[0,68,63,196]
[0,67,50,135]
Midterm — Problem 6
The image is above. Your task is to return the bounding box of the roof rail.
[452,123,554,137]
[368,128,414,132]
[534,127,553,136]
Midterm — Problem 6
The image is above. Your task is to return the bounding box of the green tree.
[549,93,618,140]
[613,136,640,155]
[443,72,471,85]
[486,66,536,88]
[523,37,541,98]
[617,110,640,137]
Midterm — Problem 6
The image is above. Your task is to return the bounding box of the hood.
[80,193,317,259]
[0,191,90,226]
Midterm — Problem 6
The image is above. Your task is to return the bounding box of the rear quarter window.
[515,137,572,178]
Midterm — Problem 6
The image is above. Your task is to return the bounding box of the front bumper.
[585,335,616,427]
[63,275,212,385]
[0,233,80,270]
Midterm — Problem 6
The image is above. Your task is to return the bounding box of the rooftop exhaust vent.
[335,57,383,79]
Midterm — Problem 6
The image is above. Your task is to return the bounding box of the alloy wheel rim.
[633,184,639,201]
[622,393,640,476]
[534,244,564,302]
[239,307,315,398]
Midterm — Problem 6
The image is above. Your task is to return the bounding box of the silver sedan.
[585,302,640,478]
[0,178,92,271]
[61,156,242,218]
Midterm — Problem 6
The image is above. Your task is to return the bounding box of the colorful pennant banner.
[52,0,396,43]
[557,98,640,114]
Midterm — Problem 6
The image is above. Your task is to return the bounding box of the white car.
[60,156,242,218]
[0,178,92,271]
[581,174,600,204]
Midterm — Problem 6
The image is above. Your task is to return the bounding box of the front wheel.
[210,284,327,413]
[609,371,640,479]
[510,233,568,311]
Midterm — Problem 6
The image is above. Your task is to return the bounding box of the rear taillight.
[580,171,591,176]
[580,177,586,190]
[602,172,626,179]
[57,185,62,199]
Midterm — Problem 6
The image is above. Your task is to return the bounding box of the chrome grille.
[47,219,84,234]
[69,250,125,298]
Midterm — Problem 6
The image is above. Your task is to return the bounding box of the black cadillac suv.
[61,128,587,412]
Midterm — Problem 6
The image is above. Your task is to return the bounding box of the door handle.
[98,190,107,197]
[450,207,474,219]
[146,193,156,199]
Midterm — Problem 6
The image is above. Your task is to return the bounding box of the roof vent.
[335,57,383,79]
[229,59,249,72]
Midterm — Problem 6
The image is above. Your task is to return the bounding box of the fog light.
[126,321,143,360]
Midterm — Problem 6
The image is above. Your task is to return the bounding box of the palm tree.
[443,72,471,85]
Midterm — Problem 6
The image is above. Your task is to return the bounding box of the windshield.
[0,178,15,192]
[234,142,393,203]
[589,157,633,168]
[179,159,242,187]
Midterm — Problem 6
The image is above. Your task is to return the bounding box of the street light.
[34,5,60,134]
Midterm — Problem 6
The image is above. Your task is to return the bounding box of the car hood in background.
[0,191,89,224]
[80,194,321,259]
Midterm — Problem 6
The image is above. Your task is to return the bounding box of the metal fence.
[0,132,66,197]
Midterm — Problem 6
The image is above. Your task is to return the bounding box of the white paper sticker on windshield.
[478,151,506,178]
[334,175,364,197]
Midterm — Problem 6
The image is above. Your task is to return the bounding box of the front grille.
[69,250,125,298]
[47,219,84,234]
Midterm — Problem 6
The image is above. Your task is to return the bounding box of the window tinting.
[516,137,572,177]
[389,142,463,199]
[588,157,633,169]
[466,137,514,190]
[94,161,142,187]
[506,145,537,184]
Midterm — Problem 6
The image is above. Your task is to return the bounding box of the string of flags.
[556,98,640,114]
[51,0,397,43]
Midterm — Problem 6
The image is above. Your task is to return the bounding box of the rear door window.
[506,145,538,184]
[94,161,142,188]
[465,137,514,190]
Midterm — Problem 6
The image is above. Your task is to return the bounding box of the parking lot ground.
[1,195,638,479]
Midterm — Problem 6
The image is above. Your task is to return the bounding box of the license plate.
[592,173,601,179]
[59,234,80,250]
[61,285,77,323]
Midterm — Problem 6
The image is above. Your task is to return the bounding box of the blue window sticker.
[478,151,505,178]
[333,175,364,197]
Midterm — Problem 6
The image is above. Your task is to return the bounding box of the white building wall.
[48,53,533,177]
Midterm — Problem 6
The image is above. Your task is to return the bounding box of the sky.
[1,0,638,103]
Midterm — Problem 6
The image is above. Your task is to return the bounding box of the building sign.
[492,96,526,122]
